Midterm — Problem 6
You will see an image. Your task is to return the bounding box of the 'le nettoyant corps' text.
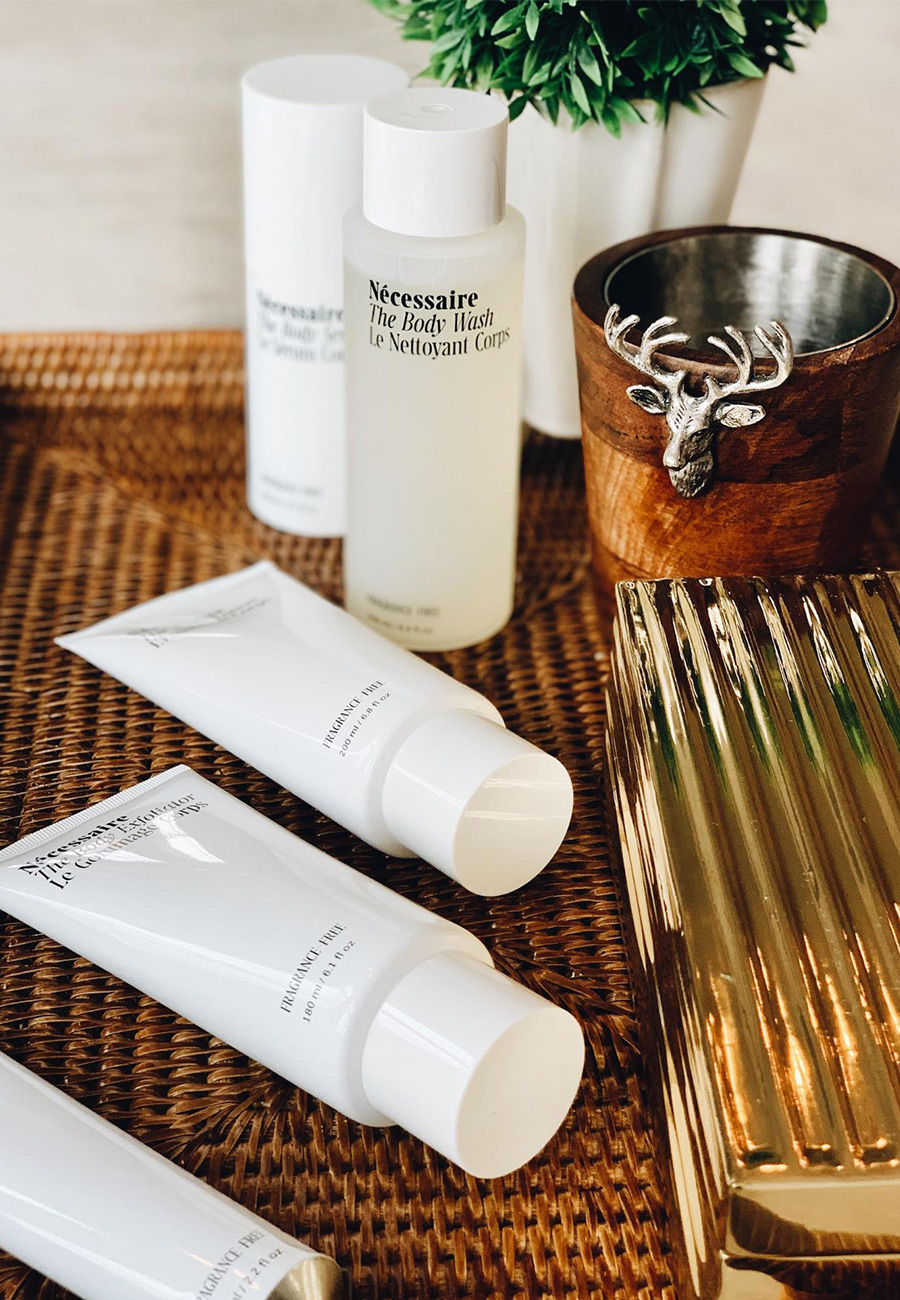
[367,279,510,356]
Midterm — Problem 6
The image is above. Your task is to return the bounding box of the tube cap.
[363,87,508,237]
[360,952,584,1178]
[381,711,574,895]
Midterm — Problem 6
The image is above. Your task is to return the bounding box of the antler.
[704,321,793,399]
[604,304,690,393]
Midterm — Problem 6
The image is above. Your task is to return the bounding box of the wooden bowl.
[573,226,900,606]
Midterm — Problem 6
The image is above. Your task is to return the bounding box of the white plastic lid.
[363,87,508,237]
[381,710,574,895]
[360,951,584,1177]
[242,55,409,284]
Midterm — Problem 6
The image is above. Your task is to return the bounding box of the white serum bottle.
[343,87,525,650]
[242,55,408,536]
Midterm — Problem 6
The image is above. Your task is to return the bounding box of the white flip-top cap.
[363,87,508,237]
[381,710,574,895]
[242,55,409,284]
[361,951,584,1177]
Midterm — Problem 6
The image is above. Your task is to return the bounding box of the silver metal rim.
[602,230,896,358]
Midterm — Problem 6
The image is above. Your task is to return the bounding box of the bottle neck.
[361,199,506,241]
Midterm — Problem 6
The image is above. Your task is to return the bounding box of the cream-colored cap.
[360,952,585,1177]
[381,710,574,895]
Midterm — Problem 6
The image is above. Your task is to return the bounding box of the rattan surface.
[0,332,895,1300]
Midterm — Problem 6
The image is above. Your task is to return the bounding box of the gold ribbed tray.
[607,572,900,1300]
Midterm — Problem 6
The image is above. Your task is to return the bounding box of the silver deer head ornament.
[604,305,794,498]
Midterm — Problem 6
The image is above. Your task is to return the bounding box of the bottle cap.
[360,951,584,1177]
[381,710,573,895]
[242,55,409,285]
[363,87,508,238]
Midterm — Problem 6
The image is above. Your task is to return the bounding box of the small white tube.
[0,768,583,1179]
[55,562,573,896]
[0,1050,340,1300]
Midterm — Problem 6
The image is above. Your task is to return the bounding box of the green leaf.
[475,50,495,88]
[727,50,765,77]
[525,0,540,40]
[695,91,721,114]
[600,104,622,137]
[569,70,592,115]
[718,5,747,36]
[577,43,604,85]
[432,28,464,53]
[608,95,645,124]
[522,42,540,82]
[811,0,829,29]
[508,94,530,120]
[439,50,461,79]
[491,7,523,36]
[527,60,553,86]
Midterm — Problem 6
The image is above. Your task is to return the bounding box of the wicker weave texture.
[0,332,667,1300]
[3,332,893,1300]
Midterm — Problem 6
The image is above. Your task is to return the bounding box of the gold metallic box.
[607,573,900,1299]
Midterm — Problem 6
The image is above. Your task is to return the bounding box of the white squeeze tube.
[55,561,574,897]
[0,1050,341,1300]
[0,768,585,1179]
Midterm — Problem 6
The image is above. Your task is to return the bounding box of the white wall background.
[1,0,898,331]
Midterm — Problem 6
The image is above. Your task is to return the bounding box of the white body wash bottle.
[343,88,525,650]
[243,55,408,536]
[0,1050,341,1300]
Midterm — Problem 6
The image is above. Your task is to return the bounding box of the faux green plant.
[367,0,827,135]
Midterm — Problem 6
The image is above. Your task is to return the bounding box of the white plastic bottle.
[343,87,525,650]
[242,55,408,536]
[0,1050,341,1300]
[0,767,585,1180]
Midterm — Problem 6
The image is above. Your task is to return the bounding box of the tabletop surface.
[1,331,898,1300]
[0,331,665,1300]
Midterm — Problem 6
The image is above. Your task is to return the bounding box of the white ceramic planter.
[506,78,767,438]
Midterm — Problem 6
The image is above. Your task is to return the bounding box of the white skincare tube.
[56,562,573,896]
[242,55,408,536]
[0,768,584,1178]
[0,1050,341,1300]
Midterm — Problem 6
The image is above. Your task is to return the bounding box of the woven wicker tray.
[0,332,896,1300]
